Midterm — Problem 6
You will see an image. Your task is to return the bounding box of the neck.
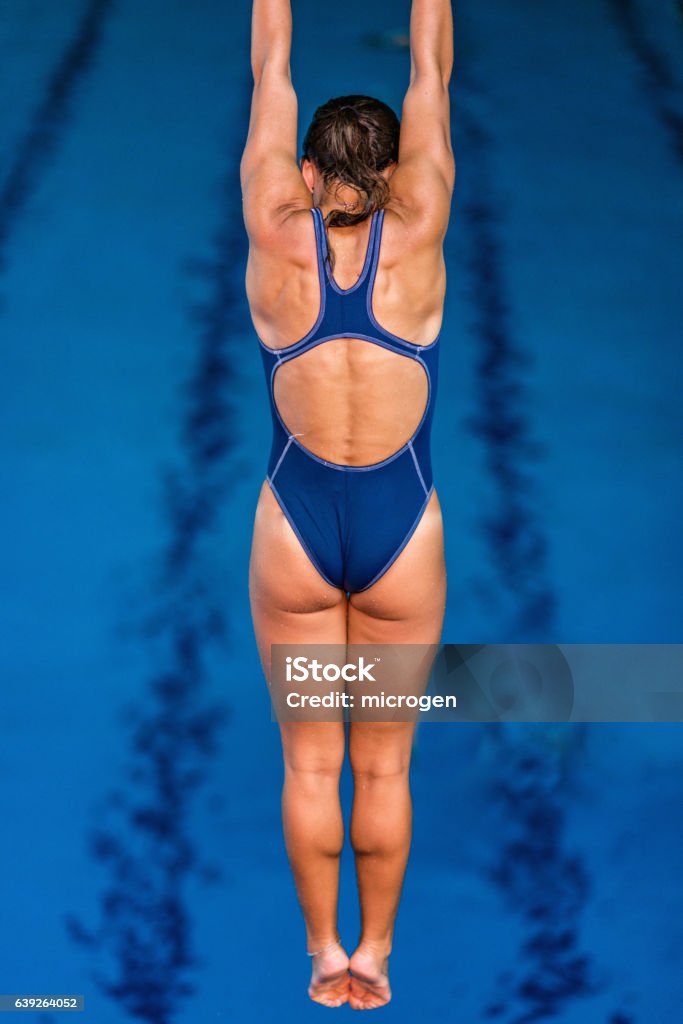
[318,181,366,222]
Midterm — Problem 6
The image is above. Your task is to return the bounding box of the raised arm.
[389,0,455,233]
[240,0,310,241]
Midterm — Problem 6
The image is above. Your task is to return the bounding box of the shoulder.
[245,203,319,265]
[379,199,449,264]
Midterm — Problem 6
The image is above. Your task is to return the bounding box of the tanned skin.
[241,0,454,1009]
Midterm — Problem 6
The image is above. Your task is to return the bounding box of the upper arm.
[389,70,455,235]
[240,66,311,242]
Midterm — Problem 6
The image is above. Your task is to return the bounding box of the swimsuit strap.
[311,206,328,280]
[366,207,385,281]
[306,205,438,355]
[312,206,380,291]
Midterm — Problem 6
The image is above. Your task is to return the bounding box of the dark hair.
[302,95,400,264]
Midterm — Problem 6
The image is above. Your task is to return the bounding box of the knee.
[349,737,412,783]
[280,722,345,792]
[348,724,415,784]
[350,754,411,785]
[283,750,344,791]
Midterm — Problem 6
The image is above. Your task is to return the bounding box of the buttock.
[267,439,433,593]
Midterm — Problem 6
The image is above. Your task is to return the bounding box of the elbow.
[251,50,291,87]
[409,59,453,92]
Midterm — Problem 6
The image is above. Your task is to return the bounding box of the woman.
[241,0,454,1009]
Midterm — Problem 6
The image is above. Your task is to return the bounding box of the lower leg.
[346,721,416,1008]
[276,715,350,1005]
[281,761,345,950]
[350,765,413,957]
[281,752,350,1007]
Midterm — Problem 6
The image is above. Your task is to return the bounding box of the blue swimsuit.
[258,206,440,594]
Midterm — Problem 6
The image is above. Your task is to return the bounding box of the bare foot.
[308,940,350,1008]
[348,942,392,1010]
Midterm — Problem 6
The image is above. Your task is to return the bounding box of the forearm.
[409,0,453,84]
[251,0,293,82]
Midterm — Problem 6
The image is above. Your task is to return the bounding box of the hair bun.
[301,95,399,267]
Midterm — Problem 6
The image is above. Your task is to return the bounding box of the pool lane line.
[605,0,683,166]
[0,0,114,278]
[443,11,620,1018]
[447,65,557,641]
[64,74,253,1021]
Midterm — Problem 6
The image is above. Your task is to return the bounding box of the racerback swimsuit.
[258,205,440,594]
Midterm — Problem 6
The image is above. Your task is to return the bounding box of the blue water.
[1,1,682,1021]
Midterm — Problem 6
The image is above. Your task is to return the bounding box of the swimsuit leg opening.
[265,477,343,593]
[352,485,436,595]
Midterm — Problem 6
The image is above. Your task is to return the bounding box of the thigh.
[250,480,348,756]
[347,488,446,645]
[347,489,445,752]
[250,480,348,677]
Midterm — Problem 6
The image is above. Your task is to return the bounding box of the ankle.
[355,936,392,960]
[307,931,343,957]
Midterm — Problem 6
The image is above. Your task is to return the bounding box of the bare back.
[245,206,448,465]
